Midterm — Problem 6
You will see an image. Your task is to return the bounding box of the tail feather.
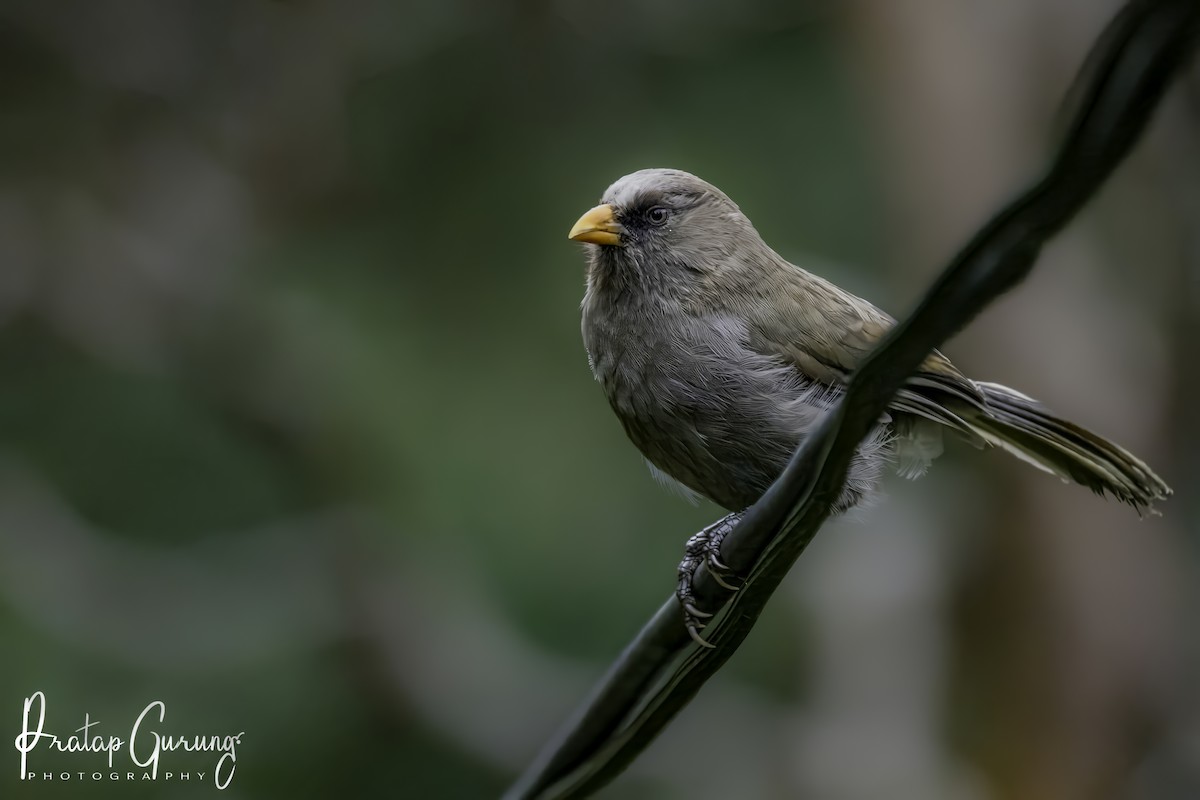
[964,382,1171,514]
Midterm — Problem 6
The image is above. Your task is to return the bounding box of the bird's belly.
[593,349,812,510]
[619,397,787,510]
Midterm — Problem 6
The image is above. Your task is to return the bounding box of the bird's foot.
[676,512,744,648]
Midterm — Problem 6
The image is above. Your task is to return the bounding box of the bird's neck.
[586,246,654,303]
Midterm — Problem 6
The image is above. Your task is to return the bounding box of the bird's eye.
[645,206,670,226]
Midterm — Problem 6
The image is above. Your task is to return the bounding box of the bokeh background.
[1,1,1197,798]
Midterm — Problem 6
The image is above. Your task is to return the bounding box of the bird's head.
[568,168,766,292]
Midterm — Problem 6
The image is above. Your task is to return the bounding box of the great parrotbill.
[568,168,1170,642]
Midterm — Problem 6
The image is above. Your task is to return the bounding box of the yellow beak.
[568,204,622,246]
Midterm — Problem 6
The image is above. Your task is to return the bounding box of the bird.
[567,168,1171,643]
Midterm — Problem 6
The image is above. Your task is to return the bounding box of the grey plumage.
[573,168,1171,515]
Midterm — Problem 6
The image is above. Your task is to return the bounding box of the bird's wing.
[740,269,987,440]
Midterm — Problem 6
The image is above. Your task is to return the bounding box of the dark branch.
[506,2,1199,797]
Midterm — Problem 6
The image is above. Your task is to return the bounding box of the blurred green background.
[1,1,1197,798]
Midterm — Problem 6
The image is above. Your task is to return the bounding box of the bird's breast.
[581,298,814,507]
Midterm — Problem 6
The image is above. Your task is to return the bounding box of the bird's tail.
[964,381,1171,514]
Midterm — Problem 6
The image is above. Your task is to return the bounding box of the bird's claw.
[687,623,716,649]
[706,551,731,574]
[708,567,739,592]
[677,568,717,646]
[675,512,744,648]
